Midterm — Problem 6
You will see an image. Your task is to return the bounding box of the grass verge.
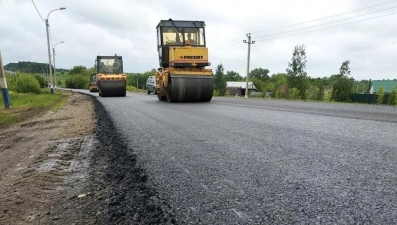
[0,88,70,129]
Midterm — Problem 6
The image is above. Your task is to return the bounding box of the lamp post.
[46,7,66,93]
[53,41,64,88]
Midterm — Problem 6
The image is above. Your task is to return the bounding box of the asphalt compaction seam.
[91,96,177,224]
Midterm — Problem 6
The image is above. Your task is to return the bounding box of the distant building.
[226,81,257,96]
[4,70,15,74]
[369,80,397,94]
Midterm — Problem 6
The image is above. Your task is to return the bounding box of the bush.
[323,87,333,102]
[34,74,47,88]
[331,75,354,102]
[273,89,281,99]
[377,86,385,105]
[213,90,221,96]
[12,74,41,94]
[65,74,89,89]
[126,85,136,91]
[305,86,319,101]
[316,86,325,101]
[288,87,300,100]
[388,89,397,106]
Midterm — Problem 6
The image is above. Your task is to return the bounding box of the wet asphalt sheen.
[87,90,397,224]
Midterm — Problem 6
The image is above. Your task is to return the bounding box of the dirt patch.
[0,91,177,225]
[0,91,96,224]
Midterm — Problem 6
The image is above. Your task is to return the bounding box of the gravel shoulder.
[0,91,176,225]
[0,91,97,224]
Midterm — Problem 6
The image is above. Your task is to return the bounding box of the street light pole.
[45,7,65,93]
[53,41,64,88]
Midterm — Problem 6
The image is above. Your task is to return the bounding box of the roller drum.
[99,80,126,97]
[169,75,213,102]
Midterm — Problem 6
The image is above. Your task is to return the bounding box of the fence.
[350,93,390,104]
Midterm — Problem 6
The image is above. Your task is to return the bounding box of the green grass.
[0,89,69,128]
[54,72,69,87]
[127,85,147,93]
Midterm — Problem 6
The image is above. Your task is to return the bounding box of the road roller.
[95,55,126,97]
[89,73,98,92]
[155,19,213,102]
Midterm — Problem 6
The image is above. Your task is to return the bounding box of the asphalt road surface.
[83,90,397,224]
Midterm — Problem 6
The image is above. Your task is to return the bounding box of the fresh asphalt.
[80,89,397,224]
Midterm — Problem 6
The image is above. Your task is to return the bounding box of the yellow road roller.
[89,73,98,92]
[95,55,126,97]
[155,19,213,102]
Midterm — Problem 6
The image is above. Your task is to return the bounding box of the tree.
[270,73,288,98]
[331,60,354,102]
[388,88,397,106]
[87,67,96,74]
[251,77,265,93]
[286,44,309,100]
[213,64,227,96]
[5,61,51,73]
[311,77,331,101]
[377,86,385,105]
[339,60,351,76]
[225,71,242,81]
[126,69,157,89]
[357,80,370,93]
[250,68,270,82]
[69,66,88,76]
[250,69,270,94]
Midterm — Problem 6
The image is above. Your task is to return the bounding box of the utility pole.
[53,48,56,87]
[0,52,11,109]
[45,18,53,92]
[243,33,255,98]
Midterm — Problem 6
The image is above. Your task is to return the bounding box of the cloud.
[0,0,396,80]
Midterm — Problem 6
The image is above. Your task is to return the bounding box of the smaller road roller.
[94,55,127,97]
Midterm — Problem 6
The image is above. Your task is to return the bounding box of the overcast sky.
[1,0,396,81]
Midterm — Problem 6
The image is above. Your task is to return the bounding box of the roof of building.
[4,70,15,74]
[226,81,257,90]
[372,80,397,93]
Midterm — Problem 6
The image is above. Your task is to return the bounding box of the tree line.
[4,47,396,105]
[56,65,156,90]
[213,43,397,104]
[4,61,68,74]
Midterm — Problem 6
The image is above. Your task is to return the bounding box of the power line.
[210,45,245,58]
[210,9,397,56]
[251,0,397,34]
[255,6,397,40]
[255,11,397,42]
[210,35,245,53]
[31,0,45,23]
[210,39,243,54]
[210,1,397,57]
